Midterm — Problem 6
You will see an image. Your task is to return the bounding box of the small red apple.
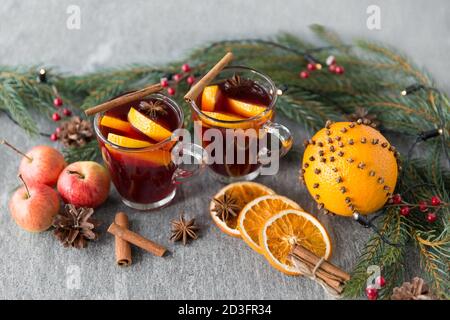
[57,161,110,208]
[9,175,60,232]
[1,140,66,187]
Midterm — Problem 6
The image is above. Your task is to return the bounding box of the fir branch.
[63,140,99,163]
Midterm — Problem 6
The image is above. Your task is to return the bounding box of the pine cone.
[391,277,436,300]
[53,204,101,249]
[346,107,380,128]
[58,116,94,148]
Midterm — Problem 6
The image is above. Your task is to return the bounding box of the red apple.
[9,176,60,232]
[57,161,110,208]
[2,140,66,187]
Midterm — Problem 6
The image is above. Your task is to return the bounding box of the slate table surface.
[0,0,447,300]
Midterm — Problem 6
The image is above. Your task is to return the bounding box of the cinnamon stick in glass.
[107,222,167,257]
[114,212,132,266]
[184,52,234,103]
[84,83,162,116]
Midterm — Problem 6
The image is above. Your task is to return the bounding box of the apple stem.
[18,174,31,198]
[68,170,85,179]
[1,139,33,162]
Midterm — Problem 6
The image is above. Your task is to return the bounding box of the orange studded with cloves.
[301,121,399,217]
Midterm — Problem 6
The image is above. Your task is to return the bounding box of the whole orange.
[301,121,399,216]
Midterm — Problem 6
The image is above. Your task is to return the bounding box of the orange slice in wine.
[104,144,172,167]
[228,98,267,118]
[100,115,133,133]
[107,133,152,148]
[128,107,172,142]
[201,85,221,112]
[200,111,249,129]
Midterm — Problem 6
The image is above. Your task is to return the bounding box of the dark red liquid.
[194,78,273,178]
[98,98,181,204]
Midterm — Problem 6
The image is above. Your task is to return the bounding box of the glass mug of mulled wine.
[94,93,206,210]
[189,66,293,182]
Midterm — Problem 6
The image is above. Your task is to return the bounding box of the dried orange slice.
[107,133,152,148]
[238,195,301,254]
[100,115,132,133]
[260,209,332,275]
[128,107,172,142]
[201,85,221,112]
[210,182,275,237]
[228,98,267,118]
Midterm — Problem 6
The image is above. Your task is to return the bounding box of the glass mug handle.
[260,120,293,158]
[171,142,208,184]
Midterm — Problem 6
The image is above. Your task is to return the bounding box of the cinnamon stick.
[114,212,132,266]
[289,245,351,295]
[107,222,167,257]
[184,52,234,103]
[84,83,162,116]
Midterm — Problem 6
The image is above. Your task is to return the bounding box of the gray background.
[0,0,448,299]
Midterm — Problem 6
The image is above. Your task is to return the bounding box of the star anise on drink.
[170,213,199,245]
[223,73,253,91]
[52,204,101,249]
[211,192,240,222]
[139,100,167,119]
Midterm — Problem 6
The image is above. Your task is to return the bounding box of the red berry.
[299,71,309,79]
[167,87,176,96]
[392,194,402,204]
[186,76,195,85]
[400,206,410,216]
[307,63,316,71]
[335,66,345,74]
[181,63,191,73]
[173,74,182,82]
[63,108,72,116]
[55,127,62,134]
[365,286,378,300]
[50,133,58,141]
[375,276,386,288]
[53,97,63,107]
[160,78,169,88]
[431,196,441,206]
[419,201,428,212]
[328,64,337,73]
[427,212,437,223]
[52,112,61,121]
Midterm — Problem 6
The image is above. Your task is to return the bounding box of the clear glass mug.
[189,66,293,183]
[94,93,206,210]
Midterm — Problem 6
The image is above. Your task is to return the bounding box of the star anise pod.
[58,116,94,148]
[223,73,253,91]
[52,204,101,249]
[170,213,199,245]
[139,100,167,119]
[211,192,240,222]
[346,107,380,128]
[391,277,437,300]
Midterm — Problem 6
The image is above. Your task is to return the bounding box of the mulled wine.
[191,68,281,181]
[95,94,183,209]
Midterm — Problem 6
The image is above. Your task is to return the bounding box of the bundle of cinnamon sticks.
[289,245,351,296]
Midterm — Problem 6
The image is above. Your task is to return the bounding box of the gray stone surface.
[0,0,448,300]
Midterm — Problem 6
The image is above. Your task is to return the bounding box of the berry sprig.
[388,194,447,223]
[365,275,386,300]
[38,69,74,142]
[159,63,197,96]
[299,55,345,79]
